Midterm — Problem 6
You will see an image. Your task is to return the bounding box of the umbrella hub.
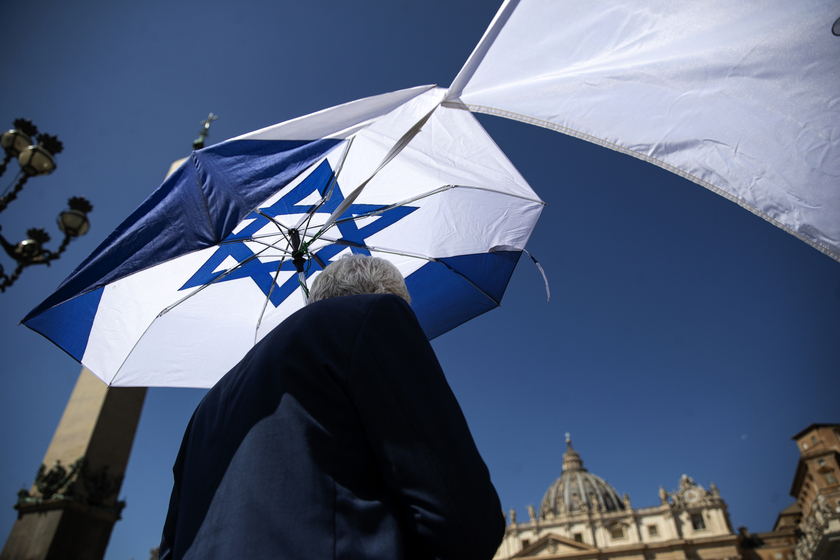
[289,229,306,274]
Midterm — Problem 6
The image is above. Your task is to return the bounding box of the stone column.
[1,369,146,560]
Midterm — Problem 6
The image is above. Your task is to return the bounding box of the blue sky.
[1,2,838,559]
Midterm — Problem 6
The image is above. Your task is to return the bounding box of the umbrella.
[23,86,544,388]
[24,0,838,387]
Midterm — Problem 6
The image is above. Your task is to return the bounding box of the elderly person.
[160,254,504,560]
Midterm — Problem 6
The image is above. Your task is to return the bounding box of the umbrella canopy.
[23,86,543,388]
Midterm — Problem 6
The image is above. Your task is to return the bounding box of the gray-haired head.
[308,254,411,304]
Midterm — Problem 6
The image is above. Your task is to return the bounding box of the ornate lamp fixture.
[0,118,37,175]
[1,119,64,213]
[0,118,92,292]
[0,197,93,292]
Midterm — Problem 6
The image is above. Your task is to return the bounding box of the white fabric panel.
[362,186,543,259]
[326,88,447,194]
[113,276,285,387]
[455,0,840,261]
[82,248,219,385]
[357,104,542,203]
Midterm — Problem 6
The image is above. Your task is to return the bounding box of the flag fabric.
[448,0,840,261]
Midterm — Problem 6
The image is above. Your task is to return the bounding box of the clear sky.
[1,2,837,559]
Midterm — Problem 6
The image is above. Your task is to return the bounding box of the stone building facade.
[494,438,740,560]
[788,424,840,560]
[738,502,800,560]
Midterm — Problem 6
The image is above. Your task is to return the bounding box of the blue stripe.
[407,251,522,339]
[24,287,104,361]
[24,138,341,327]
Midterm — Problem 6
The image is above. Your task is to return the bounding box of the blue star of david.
[180,159,417,306]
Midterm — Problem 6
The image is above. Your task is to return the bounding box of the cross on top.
[200,113,218,132]
[193,113,219,150]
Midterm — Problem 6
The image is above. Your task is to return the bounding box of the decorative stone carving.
[668,474,718,508]
[794,494,840,560]
[15,456,126,518]
[679,474,695,490]
[34,458,83,500]
[528,504,536,522]
[81,462,124,505]
[509,508,516,524]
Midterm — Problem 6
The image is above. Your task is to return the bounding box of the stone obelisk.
[0,371,146,560]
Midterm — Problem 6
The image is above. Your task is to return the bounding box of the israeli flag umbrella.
[23,86,544,388]
[25,0,838,388]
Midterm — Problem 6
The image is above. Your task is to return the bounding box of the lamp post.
[0,118,92,292]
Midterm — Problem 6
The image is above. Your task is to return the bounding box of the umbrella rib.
[333,186,455,225]
[327,183,543,229]
[294,137,355,231]
[321,104,439,233]
[254,255,288,345]
[452,184,545,204]
[156,243,278,317]
[256,210,294,238]
[433,257,502,307]
[326,239,435,262]
[246,236,294,253]
[220,229,307,249]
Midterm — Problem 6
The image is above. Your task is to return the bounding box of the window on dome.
[647,525,659,537]
[610,526,625,540]
[691,513,706,530]
[824,471,837,485]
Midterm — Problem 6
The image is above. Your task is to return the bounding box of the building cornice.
[509,533,740,560]
[791,424,840,441]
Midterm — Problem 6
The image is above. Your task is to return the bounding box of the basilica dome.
[538,438,626,519]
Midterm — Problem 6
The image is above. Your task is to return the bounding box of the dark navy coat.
[159,293,504,560]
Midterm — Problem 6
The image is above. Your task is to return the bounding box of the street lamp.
[0,118,92,292]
